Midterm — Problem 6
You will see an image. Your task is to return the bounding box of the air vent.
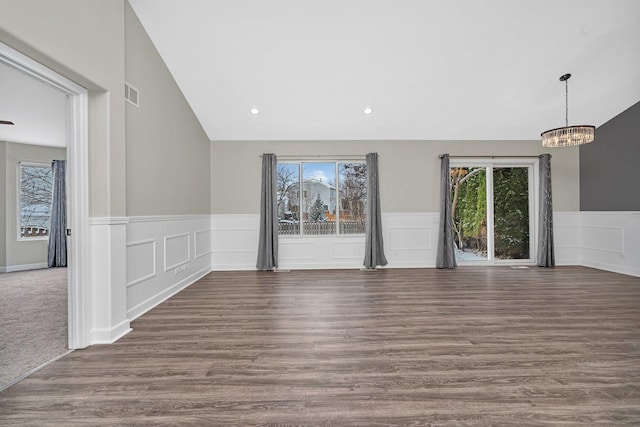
[125,82,139,107]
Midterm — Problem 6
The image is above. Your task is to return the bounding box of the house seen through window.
[19,163,53,239]
[277,161,367,236]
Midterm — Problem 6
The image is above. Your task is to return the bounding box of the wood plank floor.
[1,266,640,426]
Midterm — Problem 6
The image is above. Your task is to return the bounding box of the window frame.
[17,161,53,241]
[277,159,367,238]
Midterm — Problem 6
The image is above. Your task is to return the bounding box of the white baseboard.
[0,262,48,273]
[90,319,132,345]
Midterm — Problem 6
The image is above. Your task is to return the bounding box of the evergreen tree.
[309,196,326,222]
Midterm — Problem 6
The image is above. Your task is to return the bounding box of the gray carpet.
[0,267,68,389]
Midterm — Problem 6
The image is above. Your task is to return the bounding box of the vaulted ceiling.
[129,0,640,142]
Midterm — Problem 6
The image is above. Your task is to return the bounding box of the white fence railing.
[278,221,365,236]
[20,226,49,238]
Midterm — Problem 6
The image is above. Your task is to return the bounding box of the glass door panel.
[451,167,488,261]
[493,167,530,260]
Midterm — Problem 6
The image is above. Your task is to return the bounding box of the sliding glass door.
[450,159,536,264]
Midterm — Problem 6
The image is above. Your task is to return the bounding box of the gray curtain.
[436,154,457,269]
[256,153,278,270]
[364,153,388,269]
[48,160,67,268]
[537,154,555,267]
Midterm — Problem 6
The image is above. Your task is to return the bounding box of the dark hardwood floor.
[1,266,640,426]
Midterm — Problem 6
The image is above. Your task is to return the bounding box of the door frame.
[0,42,90,349]
[450,157,539,265]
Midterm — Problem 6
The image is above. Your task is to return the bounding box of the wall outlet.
[174,264,187,274]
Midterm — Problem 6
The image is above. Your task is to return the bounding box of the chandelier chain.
[565,78,569,127]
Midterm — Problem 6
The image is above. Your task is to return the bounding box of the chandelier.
[541,73,595,148]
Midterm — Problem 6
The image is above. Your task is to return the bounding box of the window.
[19,163,53,239]
[450,159,536,263]
[277,161,367,236]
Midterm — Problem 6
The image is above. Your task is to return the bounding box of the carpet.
[0,267,68,390]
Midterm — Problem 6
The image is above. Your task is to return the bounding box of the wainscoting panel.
[194,229,212,259]
[553,212,582,266]
[164,233,190,271]
[211,214,259,270]
[126,239,156,287]
[279,237,365,269]
[383,213,439,268]
[211,213,438,270]
[279,240,316,261]
[331,240,365,260]
[580,212,640,277]
[126,215,211,320]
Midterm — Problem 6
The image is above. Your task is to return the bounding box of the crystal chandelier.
[541,73,595,148]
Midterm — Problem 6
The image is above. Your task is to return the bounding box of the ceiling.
[0,61,68,148]
[129,0,640,142]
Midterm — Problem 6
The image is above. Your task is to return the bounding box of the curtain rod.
[438,154,547,159]
[260,154,367,160]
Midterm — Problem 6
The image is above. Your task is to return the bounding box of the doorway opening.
[450,158,538,265]
[0,42,90,357]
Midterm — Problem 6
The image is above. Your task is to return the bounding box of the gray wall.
[0,1,211,218]
[124,2,210,216]
[580,101,640,211]
[1,141,66,268]
[0,0,126,217]
[211,140,580,214]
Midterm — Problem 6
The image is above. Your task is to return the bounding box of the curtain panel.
[537,153,555,267]
[256,153,278,270]
[363,153,388,269]
[436,154,457,269]
[48,160,67,268]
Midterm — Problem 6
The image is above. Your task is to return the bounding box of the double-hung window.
[277,161,367,236]
[18,162,53,240]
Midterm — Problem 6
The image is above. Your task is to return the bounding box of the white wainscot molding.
[579,212,640,277]
[210,211,639,277]
[211,212,439,271]
[279,236,366,270]
[211,214,260,270]
[553,212,582,266]
[383,212,439,268]
[126,215,212,320]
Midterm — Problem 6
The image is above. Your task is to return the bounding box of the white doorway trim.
[0,42,91,349]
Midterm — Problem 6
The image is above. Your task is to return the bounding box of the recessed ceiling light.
[250,108,260,115]
[363,107,373,115]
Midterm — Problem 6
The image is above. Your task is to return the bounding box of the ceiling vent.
[125,82,139,108]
